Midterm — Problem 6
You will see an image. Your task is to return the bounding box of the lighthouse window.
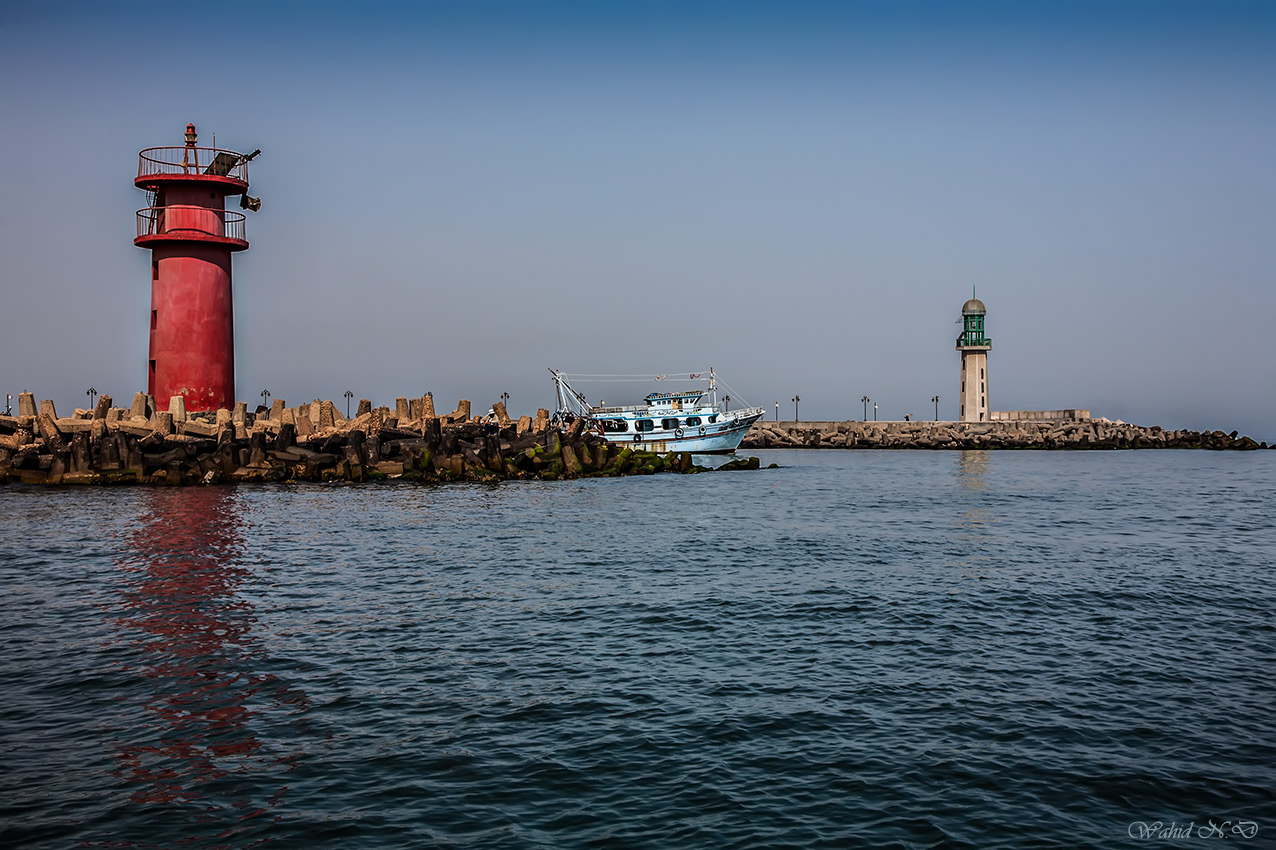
[150,310,157,330]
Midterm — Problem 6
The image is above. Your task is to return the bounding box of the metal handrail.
[956,335,992,346]
[137,146,250,182]
[136,206,247,241]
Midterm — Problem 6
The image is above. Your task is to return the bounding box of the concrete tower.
[134,124,259,411]
[956,295,991,422]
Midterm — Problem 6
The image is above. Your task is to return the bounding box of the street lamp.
[861,395,870,421]
[86,387,97,410]
[501,391,510,410]
[873,403,878,421]
[5,393,12,416]
[724,394,731,412]
[774,401,779,421]
[932,395,940,421]
[260,389,270,410]
[344,390,353,418]
[792,395,800,422]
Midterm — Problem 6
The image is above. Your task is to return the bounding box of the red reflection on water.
[110,487,303,835]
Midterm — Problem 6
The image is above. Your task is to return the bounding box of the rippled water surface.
[2,450,1274,848]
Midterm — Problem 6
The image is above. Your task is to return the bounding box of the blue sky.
[2,1,1273,439]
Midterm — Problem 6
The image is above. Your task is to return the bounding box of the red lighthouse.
[134,124,260,412]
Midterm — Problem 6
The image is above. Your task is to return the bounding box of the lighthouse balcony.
[135,206,248,250]
[956,335,992,349]
[136,146,250,192]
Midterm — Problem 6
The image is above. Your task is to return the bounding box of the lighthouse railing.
[137,207,247,242]
[138,147,250,182]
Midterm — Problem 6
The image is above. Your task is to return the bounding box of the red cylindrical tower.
[135,124,257,412]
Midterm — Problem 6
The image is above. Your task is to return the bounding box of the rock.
[93,395,112,420]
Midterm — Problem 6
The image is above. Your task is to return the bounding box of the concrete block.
[18,392,37,417]
[169,396,187,423]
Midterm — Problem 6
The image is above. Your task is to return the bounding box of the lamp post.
[4,393,10,416]
[792,395,800,422]
[501,391,510,410]
[774,401,779,422]
[86,387,97,410]
[861,395,870,421]
[260,389,270,410]
[932,395,940,421]
[344,390,353,418]
[873,403,878,421]
[724,394,731,412]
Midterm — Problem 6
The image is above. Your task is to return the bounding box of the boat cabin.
[596,411,719,434]
[644,391,704,410]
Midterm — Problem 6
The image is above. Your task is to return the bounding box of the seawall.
[0,392,762,486]
[743,420,1270,450]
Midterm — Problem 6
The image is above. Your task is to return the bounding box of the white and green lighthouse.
[957,295,991,422]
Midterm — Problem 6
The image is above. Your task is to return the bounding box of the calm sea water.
[1,450,1273,849]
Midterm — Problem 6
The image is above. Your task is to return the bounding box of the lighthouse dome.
[961,297,987,316]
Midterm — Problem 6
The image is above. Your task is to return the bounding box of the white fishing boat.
[550,368,765,454]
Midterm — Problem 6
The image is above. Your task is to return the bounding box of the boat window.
[709,415,717,424]
[600,419,629,433]
[661,418,680,430]
[635,419,655,432]
[685,417,701,426]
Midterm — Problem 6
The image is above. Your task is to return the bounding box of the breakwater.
[0,392,762,486]
[744,419,1270,450]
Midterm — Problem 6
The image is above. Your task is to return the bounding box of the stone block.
[39,400,57,420]
[18,392,37,417]
[319,400,336,428]
[270,398,286,422]
[55,418,94,433]
[169,396,187,423]
[180,420,218,438]
[357,399,372,417]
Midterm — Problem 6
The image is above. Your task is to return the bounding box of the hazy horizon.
[2,1,1273,441]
